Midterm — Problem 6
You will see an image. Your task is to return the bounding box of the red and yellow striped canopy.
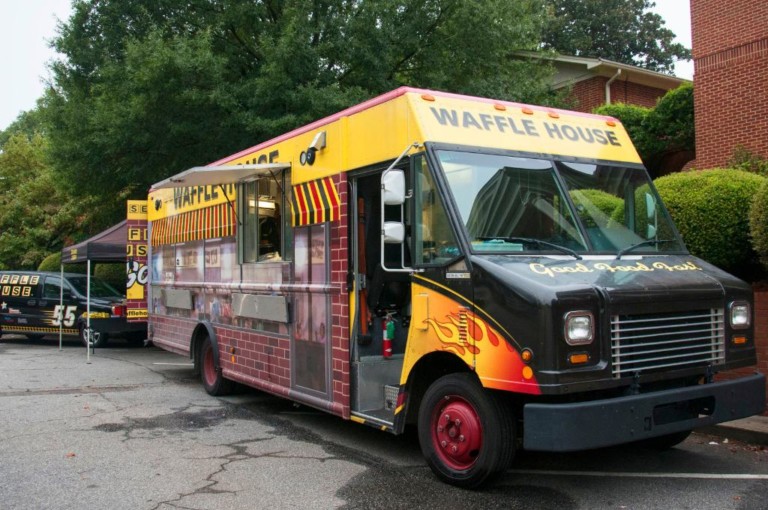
[151,202,236,246]
[290,176,340,226]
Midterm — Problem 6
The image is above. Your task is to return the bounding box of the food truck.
[146,87,765,487]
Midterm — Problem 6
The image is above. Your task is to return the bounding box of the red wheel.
[199,336,234,396]
[418,373,515,488]
[430,395,484,471]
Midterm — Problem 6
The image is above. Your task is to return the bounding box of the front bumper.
[523,373,766,452]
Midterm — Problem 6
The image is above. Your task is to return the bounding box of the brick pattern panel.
[151,315,197,356]
[330,173,351,412]
[218,327,291,388]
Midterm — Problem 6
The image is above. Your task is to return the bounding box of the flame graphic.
[424,311,515,357]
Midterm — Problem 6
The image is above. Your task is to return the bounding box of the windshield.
[68,276,123,298]
[437,151,685,255]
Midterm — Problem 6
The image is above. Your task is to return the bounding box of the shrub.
[593,102,649,151]
[728,146,768,177]
[750,179,768,271]
[95,263,127,292]
[654,169,766,279]
[37,252,86,274]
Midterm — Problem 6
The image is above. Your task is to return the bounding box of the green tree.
[0,132,88,269]
[45,0,555,226]
[543,0,691,74]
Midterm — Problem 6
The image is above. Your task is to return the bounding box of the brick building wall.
[568,76,668,113]
[691,0,768,168]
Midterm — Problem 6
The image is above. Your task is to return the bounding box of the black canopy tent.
[59,221,128,357]
[62,220,128,263]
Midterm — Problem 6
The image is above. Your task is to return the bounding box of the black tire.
[635,430,692,450]
[25,334,45,340]
[418,373,515,488]
[200,336,234,396]
[125,332,146,347]
[80,325,109,348]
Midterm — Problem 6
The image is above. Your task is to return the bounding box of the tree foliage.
[594,83,694,176]
[0,132,85,269]
[45,0,555,228]
[542,0,691,74]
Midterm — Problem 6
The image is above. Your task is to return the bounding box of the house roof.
[519,53,690,91]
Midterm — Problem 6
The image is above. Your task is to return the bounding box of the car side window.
[43,278,61,299]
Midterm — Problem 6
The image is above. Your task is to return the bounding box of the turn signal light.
[569,353,590,365]
[732,336,747,345]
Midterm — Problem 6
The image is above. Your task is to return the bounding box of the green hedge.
[94,263,127,291]
[750,179,768,270]
[37,252,87,274]
[655,169,766,277]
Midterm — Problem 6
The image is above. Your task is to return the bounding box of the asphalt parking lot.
[2,336,767,510]
[0,337,370,510]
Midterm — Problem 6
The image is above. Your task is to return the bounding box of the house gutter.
[605,69,622,104]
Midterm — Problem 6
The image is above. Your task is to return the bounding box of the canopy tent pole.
[86,259,91,363]
[59,263,64,351]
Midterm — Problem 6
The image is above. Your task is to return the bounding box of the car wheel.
[80,325,109,348]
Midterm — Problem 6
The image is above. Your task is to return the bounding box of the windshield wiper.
[476,236,582,260]
[615,239,676,259]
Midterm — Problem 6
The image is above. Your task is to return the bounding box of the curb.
[698,416,768,446]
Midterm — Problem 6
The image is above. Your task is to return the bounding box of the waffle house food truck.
[147,88,765,487]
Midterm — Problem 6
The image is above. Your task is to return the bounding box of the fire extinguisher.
[382,313,394,359]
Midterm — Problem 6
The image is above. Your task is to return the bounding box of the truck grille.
[611,309,725,378]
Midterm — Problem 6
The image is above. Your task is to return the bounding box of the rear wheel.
[418,373,515,488]
[200,336,234,396]
[80,325,109,348]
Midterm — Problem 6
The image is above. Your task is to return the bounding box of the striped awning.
[290,176,340,226]
[151,202,236,246]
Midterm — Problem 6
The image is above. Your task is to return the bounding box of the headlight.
[564,311,594,345]
[729,301,751,329]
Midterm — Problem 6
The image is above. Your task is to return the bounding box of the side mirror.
[645,193,657,221]
[382,169,406,205]
[383,222,405,243]
[645,193,657,238]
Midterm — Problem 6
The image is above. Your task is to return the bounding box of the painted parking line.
[509,469,768,480]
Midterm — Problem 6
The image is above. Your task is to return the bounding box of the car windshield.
[437,150,685,255]
[68,276,123,298]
